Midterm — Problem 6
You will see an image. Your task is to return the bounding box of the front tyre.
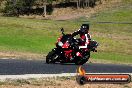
[46,49,58,64]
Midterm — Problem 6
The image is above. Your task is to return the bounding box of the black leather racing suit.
[72,29,91,49]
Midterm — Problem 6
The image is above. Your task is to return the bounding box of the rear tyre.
[46,49,58,64]
[75,52,90,65]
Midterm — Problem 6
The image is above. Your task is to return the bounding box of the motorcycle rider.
[70,24,91,60]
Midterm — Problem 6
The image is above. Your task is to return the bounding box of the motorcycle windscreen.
[61,34,71,43]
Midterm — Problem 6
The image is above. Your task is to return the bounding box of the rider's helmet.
[80,24,89,33]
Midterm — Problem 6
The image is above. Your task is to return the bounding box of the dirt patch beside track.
[0,79,131,88]
[0,51,44,60]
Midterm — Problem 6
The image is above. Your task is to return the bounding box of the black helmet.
[80,24,89,33]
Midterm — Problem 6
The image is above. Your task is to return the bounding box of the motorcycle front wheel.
[46,49,59,64]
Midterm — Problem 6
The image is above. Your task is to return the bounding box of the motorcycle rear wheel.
[75,52,90,65]
[75,59,88,65]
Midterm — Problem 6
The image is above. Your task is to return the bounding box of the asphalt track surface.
[0,59,132,75]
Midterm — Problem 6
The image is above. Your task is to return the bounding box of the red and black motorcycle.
[46,28,98,65]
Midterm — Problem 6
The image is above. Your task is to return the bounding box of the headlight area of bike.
[58,42,63,46]
[58,41,69,48]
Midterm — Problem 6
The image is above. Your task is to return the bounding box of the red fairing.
[62,42,69,48]
[76,52,82,57]
[55,36,62,45]
[64,50,73,59]
[57,36,62,42]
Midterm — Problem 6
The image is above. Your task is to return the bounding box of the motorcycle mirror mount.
[60,28,65,35]
[61,28,64,32]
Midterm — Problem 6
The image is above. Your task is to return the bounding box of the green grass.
[0,24,55,53]
[0,2,132,64]
[87,3,132,63]
[91,52,132,64]
[0,17,81,53]
[89,4,132,36]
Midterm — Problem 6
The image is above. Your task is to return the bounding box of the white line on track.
[0,73,131,81]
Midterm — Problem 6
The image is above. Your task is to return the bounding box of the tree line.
[0,0,102,16]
